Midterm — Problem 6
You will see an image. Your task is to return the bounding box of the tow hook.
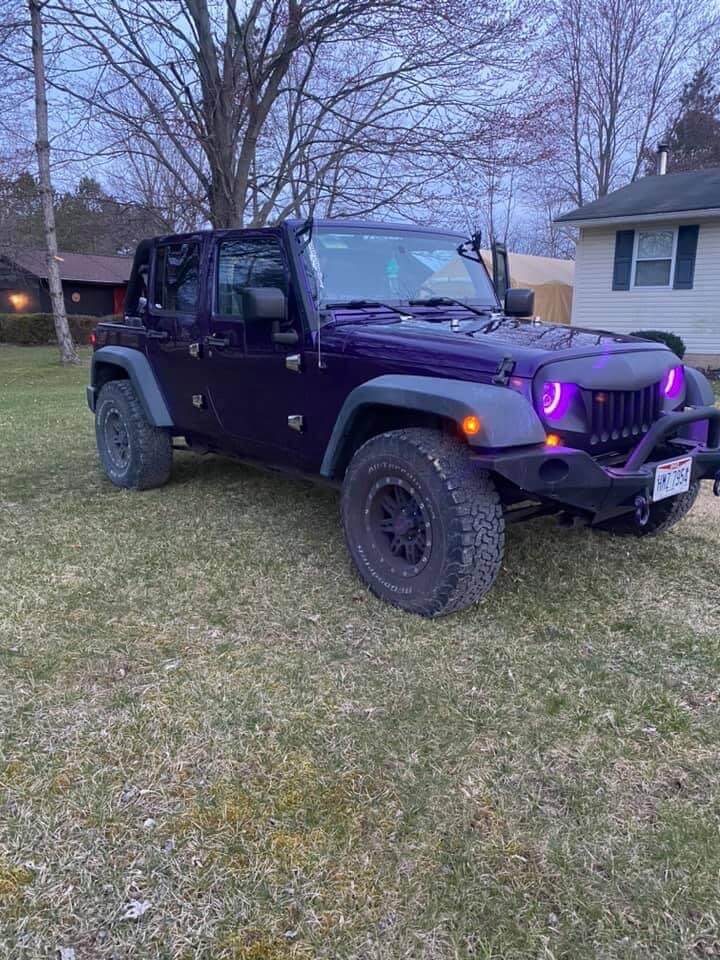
[634,494,651,527]
[713,472,720,497]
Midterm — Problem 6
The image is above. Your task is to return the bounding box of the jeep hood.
[326,316,673,382]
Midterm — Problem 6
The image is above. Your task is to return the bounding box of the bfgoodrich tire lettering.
[341,428,505,617]
[95,380,172,490]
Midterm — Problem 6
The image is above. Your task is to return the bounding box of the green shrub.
[630,329,686,359]
[0,313,115,346]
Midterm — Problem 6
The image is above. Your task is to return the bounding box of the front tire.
[598,483,700,537]
[341,428,505,617]
[95,380,172,490]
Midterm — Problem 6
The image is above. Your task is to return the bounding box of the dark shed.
[0,249,132,316]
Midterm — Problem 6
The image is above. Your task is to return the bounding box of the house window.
[633,229,676,287]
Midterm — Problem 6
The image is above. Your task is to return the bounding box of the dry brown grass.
[1,346,720,959]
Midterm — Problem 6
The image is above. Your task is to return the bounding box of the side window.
[217,237,287,317]
[153,242,200,313]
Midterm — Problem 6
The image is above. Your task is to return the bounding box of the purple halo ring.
[661,365,684,400]
[541,380,566,418]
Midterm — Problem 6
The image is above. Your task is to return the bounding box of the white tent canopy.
[480,250,575,326]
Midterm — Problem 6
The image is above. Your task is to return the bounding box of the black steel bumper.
[472,405,720,522]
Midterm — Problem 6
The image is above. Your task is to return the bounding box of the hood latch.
[492,356,515,386]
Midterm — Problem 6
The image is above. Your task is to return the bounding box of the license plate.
[652,456,692,502]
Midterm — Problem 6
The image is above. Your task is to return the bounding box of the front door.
[145,237,212,438]
[203,232,309,467]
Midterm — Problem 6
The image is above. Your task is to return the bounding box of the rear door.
[145,238,212,437]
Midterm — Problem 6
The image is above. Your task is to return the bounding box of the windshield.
[301,226,497,313]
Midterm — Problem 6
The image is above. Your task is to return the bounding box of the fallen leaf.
[120,785,139,804]
[120,899,151,921]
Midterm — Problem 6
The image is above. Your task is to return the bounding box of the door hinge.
[285,353,302,373]
[189,342,201,358]
[192,394,207,409]
[288,414,304,433]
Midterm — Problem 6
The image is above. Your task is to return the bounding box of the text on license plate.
[652,456,692,502]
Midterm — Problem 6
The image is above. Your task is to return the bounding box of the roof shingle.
[4,249,132,285]
[555,168,720,224]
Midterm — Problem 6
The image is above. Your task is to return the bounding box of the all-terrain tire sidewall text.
[341,428,505,617]
[95,380,172,490]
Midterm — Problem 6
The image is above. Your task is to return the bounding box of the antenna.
[317,295,323,371]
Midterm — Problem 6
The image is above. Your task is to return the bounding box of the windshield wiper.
[322,299,412,325]
[408,296,492,318]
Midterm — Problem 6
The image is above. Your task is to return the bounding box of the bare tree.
[29,0,78,364]
[538,0,719,206]
[44,0,536,228]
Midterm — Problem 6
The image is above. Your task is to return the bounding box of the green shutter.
[673,225,699,289]
[612,230,635,290]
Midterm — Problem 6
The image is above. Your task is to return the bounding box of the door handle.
[206,335,230,349]
[146,329,169,340]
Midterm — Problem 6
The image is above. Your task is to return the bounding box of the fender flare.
[320,374,545,478]
[89,346,173,427]
[680,366,716,445]
[684,365,716,407]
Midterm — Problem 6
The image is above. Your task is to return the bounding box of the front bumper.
[472,405,720,522]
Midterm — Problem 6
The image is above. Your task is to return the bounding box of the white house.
[555,166,720,367]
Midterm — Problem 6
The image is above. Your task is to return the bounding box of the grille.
[589,382,662,446]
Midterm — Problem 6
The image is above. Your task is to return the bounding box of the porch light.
[8,292,29,311]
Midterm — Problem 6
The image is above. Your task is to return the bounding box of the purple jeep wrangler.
[87,220,720,616]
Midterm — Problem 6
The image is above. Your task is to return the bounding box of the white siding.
[571,220,720,355]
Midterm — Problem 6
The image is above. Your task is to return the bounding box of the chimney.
[656,142,669,176]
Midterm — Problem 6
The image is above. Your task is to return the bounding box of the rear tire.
[598,483,700,537]
[341,428,505,617]
[95,380,172,490]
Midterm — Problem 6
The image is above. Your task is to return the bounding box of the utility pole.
[29,0,78,365]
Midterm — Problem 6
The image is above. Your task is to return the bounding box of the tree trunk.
[29,0,78,365]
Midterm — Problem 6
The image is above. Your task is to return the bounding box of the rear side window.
[217,237,287,317]
[153,242,200,313]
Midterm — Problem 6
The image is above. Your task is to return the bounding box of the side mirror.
[242,286,287,323]
[242,286,298,344]
[505,288,534,317]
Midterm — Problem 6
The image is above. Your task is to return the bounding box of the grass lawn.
[2,345,720,960]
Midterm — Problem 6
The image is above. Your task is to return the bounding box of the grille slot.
[589,382,661,445]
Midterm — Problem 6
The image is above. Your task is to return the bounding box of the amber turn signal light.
[545,433,561,447]
[462,415,481,436]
